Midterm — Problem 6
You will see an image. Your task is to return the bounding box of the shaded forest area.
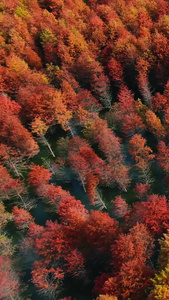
[1,0,169,299]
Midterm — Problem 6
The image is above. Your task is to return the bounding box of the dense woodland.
[2,0,169,299]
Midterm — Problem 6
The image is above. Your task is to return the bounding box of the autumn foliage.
[0,256,19,300]
[1,0,169,299]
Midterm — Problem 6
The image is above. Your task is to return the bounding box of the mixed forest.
[2,0,169,299]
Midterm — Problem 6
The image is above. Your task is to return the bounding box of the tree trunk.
[95,189,107,210]
[10,160,21,177]
[41,136,55,158]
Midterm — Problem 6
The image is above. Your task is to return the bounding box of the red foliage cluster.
[12,206,34,229]
[28,164,52,187]
[0,94,39,157]
[125,195,169,236]
[112,196,128,218]
[94,223,154,299]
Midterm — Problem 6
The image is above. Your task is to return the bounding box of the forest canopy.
[1,0,169,299]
